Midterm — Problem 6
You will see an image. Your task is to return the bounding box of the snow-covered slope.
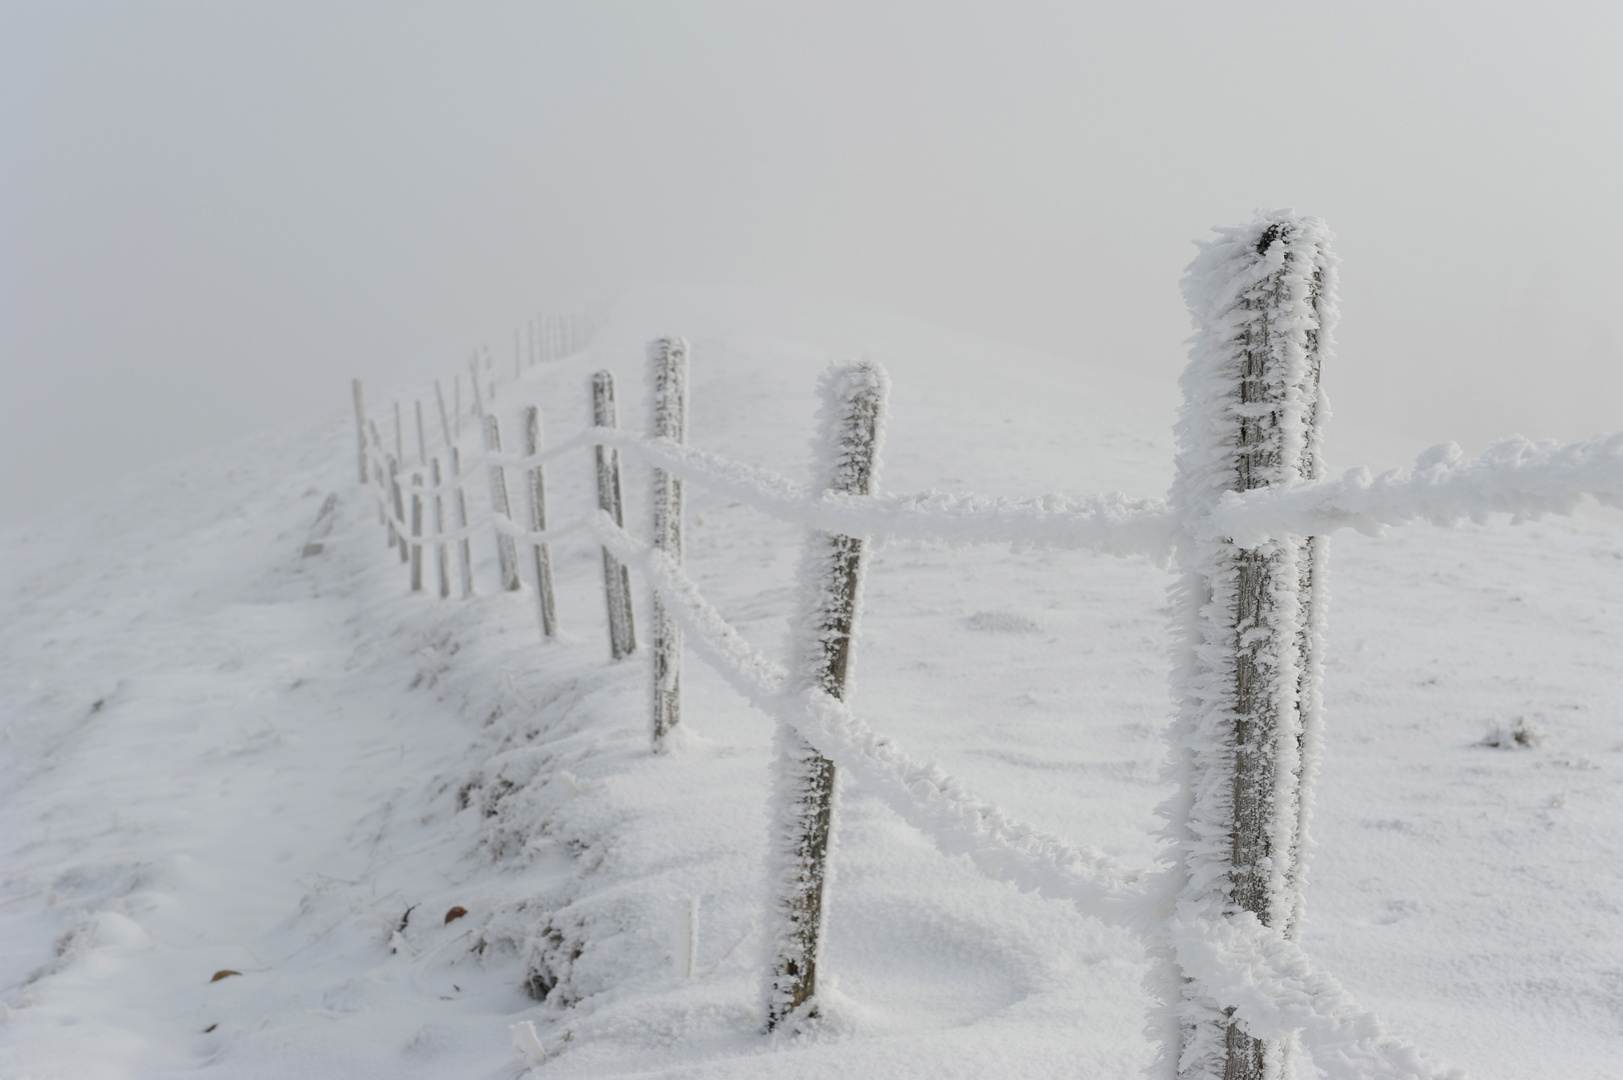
[2,288,1620,1078]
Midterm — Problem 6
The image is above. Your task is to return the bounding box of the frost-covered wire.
[1207,432,1623,546]
[1170,901,1464,1080]
[594,510,1462,1077]
[593,429,1175,558]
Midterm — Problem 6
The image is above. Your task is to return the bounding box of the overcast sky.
[3,1,1620,524]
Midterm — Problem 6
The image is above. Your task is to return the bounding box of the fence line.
[348,247,1618,1078]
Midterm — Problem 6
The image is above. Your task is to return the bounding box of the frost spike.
[592,371,637,660]
[482,413,522,592]
[1166,211,1337,1080]
[649,337,689,748]
[523,405,559,638]
[765,359,888,1031]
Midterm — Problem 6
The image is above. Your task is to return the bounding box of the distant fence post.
[765,360,888,1031]
[352,379,369,484]
[1168,213,1336,1080]
[482,414,522,592]
[435,380,453,447]
[389,456,408,564]
[432,457,450,599]
[450,447,474,598]
[415,401,428,465]
[368,420,389,533]
[591,371,637,660]
[649,337,689,749]
[410,474,424,592]
[523,405,560,639]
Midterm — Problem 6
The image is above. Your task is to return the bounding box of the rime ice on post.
[764,359,888,1031]
[649,337,689,748]
[591,372,636,660]
[1164,211,1336,1080]
[523,405,559,638]
[482,414,522,592]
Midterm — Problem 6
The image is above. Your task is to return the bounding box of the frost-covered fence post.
[482,414,522,592]
[450,447,474,598]
[1165,213,1336,1080]
[591,371,637,660]
[765,360,888,1031]
[389,456,408,564]
[369,420,390,534]
[649,337,689,748]
[414,401,428,466]
[432,457,450,599]
[470,356,486,417]
[436,380,453,447]
[523,405,559,639]
[410,474,425,592]
[352,378,369,484]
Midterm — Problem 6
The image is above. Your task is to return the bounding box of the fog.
[3,1,1619,524]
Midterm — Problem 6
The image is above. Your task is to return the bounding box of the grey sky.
[3,1,1620,524]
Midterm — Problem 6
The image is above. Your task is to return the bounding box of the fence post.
[394,401,405,463]
[470,356,486,417]
[649,338,689,748]
[1167,213,1336,1080]
[450,447,474,598]
[369,420,390,534]
[352,378,369,483]
[389,456,408,564]
[435,380,453,447]
[410,474,424,592]
[765,360,888,1032]
[523,405,560,639]
[432,457,450,599]
[591,371,636,660]
[482,414,522,592]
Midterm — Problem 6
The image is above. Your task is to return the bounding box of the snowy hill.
[3,288,1621,1079]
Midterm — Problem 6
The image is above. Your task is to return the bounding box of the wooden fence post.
[352,379,369,483]
[435,380,453,447]
[482,414,522,592]
[369,420,390,534]
[523,405,560,639]
[394,401,405,463]
[765,360,888,1031]
[415,401,428,465]
[591,371,636,660]
[470,357,486,417]
[389,456,408,564]
[410,474,424,592]
[432,457,450,599]
[1169,213,1336,1080]
[649,337,689,748]
[450,447,474,598]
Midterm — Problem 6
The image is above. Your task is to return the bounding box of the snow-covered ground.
[3,287,1621,1078]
